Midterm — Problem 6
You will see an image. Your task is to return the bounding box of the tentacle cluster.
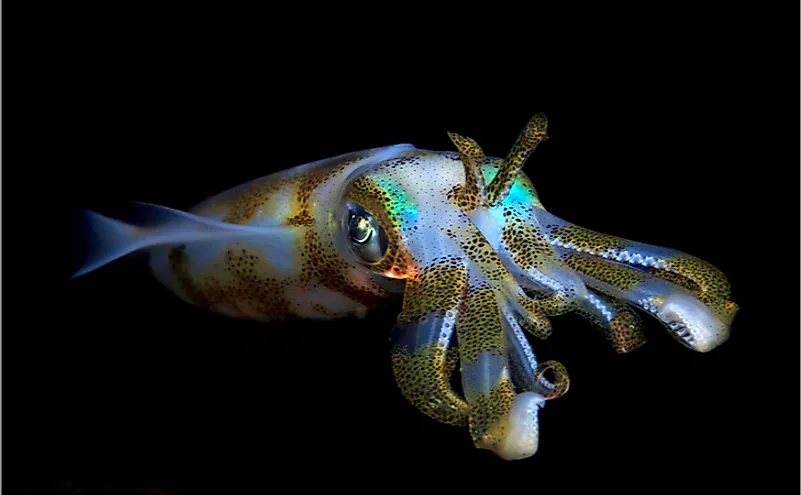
[388,114,577,460]
[389,248,572,460]
[532,207,738,352]
[389,112,736,460]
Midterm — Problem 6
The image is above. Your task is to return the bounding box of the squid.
[72,113,738,460]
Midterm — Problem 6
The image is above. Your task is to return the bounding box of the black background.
[5,5,800,494]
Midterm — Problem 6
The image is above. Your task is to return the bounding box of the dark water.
[5,7,799,493]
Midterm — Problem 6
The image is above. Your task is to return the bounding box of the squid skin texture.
[72,113,738,461]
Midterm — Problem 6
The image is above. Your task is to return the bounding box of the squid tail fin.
[71,209,149,279]
[70,202,275,279]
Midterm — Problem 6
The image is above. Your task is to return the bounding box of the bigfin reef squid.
[72,113,738,461]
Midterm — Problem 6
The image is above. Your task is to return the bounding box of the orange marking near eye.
[384,264,417,279]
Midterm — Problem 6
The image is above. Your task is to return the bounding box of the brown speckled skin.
[151,146,415,321]
[139,114,736,461]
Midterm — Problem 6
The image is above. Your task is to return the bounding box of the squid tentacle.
[486,112,549,206]
[390,259,471,426]
[494,204,587,335]
[576,287,648,353]
[446,218,569,459]
[502,301,570,400]
[533,207,737,315]
[508,294,554,340]
[533,360,570,399]
[447,131,487,211]
[516,278,647,353]
[448,113,585,348]
[552,246,734,352]
[446,218,583,343]
[605,280,721,350]
[502,299,547,393]
[456,275,545,461]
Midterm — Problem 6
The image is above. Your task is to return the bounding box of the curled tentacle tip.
[534,360,570,400]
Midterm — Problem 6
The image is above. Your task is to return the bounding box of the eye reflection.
[350,215,373,244]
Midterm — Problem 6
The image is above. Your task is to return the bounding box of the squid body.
[72,114,738,460]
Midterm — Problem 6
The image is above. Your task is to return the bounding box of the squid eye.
[344,201,389,264]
